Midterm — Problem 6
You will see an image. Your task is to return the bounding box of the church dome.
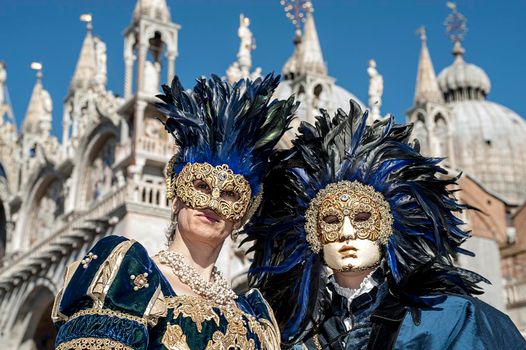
[447,100,526,205]
[437,42,491,102]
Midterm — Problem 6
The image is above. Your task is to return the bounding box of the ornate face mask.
[305,180,393,253]
[172,162,252,222]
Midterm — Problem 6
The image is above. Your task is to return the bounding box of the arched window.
[413,115,429,155]
[28,179,65,245]
[434,115,449,159]
[85,137,116,204]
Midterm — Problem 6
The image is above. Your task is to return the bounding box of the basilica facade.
[0,1,525,348]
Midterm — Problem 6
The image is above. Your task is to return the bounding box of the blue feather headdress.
[243,100,487,345]
[156,73,297,198]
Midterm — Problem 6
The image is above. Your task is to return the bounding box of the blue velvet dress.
[52,236,279,350]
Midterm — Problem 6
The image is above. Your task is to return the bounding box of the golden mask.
[305,181,393,252]
[171,162,252,222]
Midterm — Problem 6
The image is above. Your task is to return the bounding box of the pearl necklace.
[156,250,237,306]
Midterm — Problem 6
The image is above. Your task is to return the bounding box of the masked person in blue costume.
[244,100,526,350]
[51,74,296,350]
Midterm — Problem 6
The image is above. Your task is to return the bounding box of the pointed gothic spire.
[414,27,444,105]
[298,12,327,76]
[70,15,98,92]
[133,0,171,23]
[23,63,52,136]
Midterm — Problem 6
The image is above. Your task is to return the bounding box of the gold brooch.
[81,252,98,269]
[130,272,149,291]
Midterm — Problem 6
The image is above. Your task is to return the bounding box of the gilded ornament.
[162,323,192,350]
[130,272,149,291]
[305,181,393,252]
[81,252,98,269]
[173,162,252,222]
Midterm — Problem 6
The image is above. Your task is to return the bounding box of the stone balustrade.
[0,177,169,293]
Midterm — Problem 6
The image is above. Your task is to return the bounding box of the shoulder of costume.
[393,294,526,349]
[238,288,281,348]
[51,235,167,350]
[236,288,274,321]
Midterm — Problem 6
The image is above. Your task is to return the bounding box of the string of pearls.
[156,250,237,306]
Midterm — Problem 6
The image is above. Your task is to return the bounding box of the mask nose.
[341,216,356,240]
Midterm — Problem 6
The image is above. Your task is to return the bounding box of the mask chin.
[322,239,382,272]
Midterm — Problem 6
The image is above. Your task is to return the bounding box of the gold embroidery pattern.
[67,308,148,326]
[164,295,278,350]
[305,180,393,252]
[56,337,133,350]
[162,323,191,350]
[166,295,221,332]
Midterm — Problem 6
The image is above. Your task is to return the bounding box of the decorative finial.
[31,62,43,80]
[80,13,93,32]
[417,26,427,42]
[280,0,313,37]
[444,2,467,62]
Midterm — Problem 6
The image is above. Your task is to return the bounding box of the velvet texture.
[394,295,526,350]
[294,290,526,350]
[55,314,148,350]
[55,236,274,350]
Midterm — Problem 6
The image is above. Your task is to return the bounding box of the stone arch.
[14,283,57,350]
[434,114,450,160]
[22,166,64,248]
[413,113,429,155]
[75,120,119,210]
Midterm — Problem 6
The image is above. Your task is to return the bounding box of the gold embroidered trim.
[162,323,191,350]
[87,240,136,308]
[55,337,133,350]
[166,295,221,332]
[68,308,148,326]
[313,333,323,350]
[164,294,279,350]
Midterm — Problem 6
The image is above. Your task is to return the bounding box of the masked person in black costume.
[244,100,526,349]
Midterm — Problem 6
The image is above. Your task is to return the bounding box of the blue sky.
[1,0,525,140]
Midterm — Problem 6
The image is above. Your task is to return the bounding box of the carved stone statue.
[94,38,108,88]
[144,60,161,93]
[226,14,261,84]
[237,14,254,75]
[367,59,383,122]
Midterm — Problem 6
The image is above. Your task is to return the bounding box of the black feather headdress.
[156,73,297,196]
[243,100,487,345]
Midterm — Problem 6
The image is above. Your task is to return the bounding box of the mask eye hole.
[193,180,211,194]
[322,215,340,225]
[221,189,240,202]
[354,211,371,222]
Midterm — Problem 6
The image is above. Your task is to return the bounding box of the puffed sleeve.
[238,288,281,350]
[51,236,167,350]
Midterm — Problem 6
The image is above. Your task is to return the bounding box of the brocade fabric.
[53,236,279,350]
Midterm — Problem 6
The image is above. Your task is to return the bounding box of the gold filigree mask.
[168,162,252,222]
[305,181,393,252]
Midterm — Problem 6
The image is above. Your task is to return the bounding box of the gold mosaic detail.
[305,180,393,252]
[130,272,149,291]
[162,323,191,350]
[173,162,252,222]
[55,337,133,350]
